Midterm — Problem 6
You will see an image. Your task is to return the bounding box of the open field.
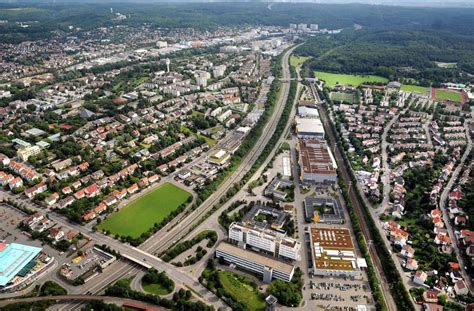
[400,84,429,95]
[315,71,388,88]
[330,91,357,104]
[290,55,310,67]
[435,89,463,103]
[142,283,172,295]
[98,182,191,238]
[218,271,265,311]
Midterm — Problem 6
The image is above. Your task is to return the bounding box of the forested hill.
[297,29,474,84]
[0,2,474,43]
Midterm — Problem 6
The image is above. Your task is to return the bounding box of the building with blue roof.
[0,243,42,287]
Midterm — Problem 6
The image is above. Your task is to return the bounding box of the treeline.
[320,89,414,311]
[298,30,474,84]
[2,2,474,43]
[160,230,217,262]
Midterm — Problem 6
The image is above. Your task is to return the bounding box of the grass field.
[197,133,217,147]
[315,71,388,88]
[98,182,191,238]
[290,55,311,68]
[218,271,265,311]
[330,91,357,104]
[401,85,429,95]
[142,283,172,295]
[435,89,462,102]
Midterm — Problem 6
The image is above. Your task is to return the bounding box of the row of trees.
[161,230,217,262]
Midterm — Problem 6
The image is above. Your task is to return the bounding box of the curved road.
[32,44,298,310]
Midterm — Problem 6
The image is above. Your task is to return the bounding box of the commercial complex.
[304,197,345,224]
[228,222,301,261]
[309,228,367,278]
[0,242,53,292]
[215,242,295,283]
[297,139,337,184]
[295,117,325,139]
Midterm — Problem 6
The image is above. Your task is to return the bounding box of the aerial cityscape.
[0,1,473,311]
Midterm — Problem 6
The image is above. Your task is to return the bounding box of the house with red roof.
[94,203,107,215]
[84,184,100,198]
[9,176,23,189]
[83,211,96,221]
[127,183,139,194]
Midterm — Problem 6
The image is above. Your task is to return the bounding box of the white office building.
[229,222,301,261]
[215,242,295,283]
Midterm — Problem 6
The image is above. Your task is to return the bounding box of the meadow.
[98,182,191,238]
[315,71,388,88]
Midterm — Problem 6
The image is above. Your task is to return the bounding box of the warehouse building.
[309,228,367,278]
[297,139,337,184]
[295,116,325,139]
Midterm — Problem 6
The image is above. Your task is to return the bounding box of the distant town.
[0,3,473,311]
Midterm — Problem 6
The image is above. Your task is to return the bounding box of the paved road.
[314,87,399,311]
[5,45,298,310]
[379,104,411,213]
[438,116,473,293]
[141,44,299,256]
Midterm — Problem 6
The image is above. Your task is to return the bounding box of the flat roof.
[298,140,336,175]
[311,228,357,272]
[0,243,42,286]
[216,242,294,274]
[311,228,354,250]
[305,197,344,223]
[295,117,325,134]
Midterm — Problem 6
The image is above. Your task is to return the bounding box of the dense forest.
[297,29,474,83]
[1,2,474,43]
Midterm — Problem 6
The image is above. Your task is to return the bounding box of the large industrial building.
[0,242,51,292]
[215,242,295,283]
[295,116,325,139]
[297,139,337,184]
[228,222,301,261]
[309,228,367,278]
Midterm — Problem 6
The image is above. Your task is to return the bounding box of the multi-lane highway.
[4,45,298,311]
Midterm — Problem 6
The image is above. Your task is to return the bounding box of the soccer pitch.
[435,89,462,103]
[98,182,191,238]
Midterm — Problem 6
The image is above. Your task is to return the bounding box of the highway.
[141,44,299,256]
[7,44,298,311]
[313,86,399,311]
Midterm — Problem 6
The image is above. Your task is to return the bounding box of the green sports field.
[98,182,191,238]
[218,271,266,311]
[330,91,357,104]
[400,85,429,95]
[315,71,388,88]
[435,89,462,103]
[290,55,310,68]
